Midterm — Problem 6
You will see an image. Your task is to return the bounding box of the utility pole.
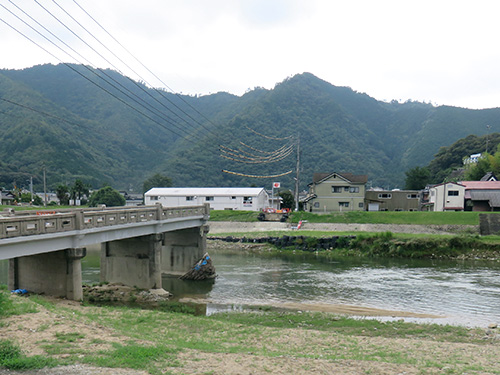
[294,133,300,211]
[43,165,47,207]
[486,124,491,153]
[30,176,33,204]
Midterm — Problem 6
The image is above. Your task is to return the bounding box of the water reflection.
[2,247,500,327]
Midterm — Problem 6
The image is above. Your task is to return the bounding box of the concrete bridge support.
[8,248,86,300]
[100,234,163,289]
[162,225,209,275]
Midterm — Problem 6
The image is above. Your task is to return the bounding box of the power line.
[69,0,220,139]
[222,169,293,178]
[0,5,198,142]
[26,0,201,140]
[44,0,209,138]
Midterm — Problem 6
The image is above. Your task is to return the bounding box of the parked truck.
[257,207,290,222]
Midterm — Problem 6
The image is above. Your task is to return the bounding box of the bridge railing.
[0,204,209,239]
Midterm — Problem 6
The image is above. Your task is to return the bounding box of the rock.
[488,323,498,329]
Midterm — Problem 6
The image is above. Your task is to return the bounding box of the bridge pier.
[161,225,209,275]
[100,234,163,289]
[8,248,86,300]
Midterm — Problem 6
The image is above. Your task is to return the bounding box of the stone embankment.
[208,221,478,235]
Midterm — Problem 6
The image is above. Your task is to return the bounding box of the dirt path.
[208,221,477,235]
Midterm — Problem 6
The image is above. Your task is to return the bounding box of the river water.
[2,247,500,328]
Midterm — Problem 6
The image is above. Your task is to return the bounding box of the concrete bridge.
[0,204,210,300]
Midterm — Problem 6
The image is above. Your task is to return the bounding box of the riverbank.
[208,221,478,235]
[1,292,500,375]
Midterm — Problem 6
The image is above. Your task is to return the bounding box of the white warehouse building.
[144,187,270,211]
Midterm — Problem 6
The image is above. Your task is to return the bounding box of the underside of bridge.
[9,248,86,300]
[7,224,210,300]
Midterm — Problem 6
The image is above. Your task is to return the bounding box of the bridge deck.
[0,204,210,260]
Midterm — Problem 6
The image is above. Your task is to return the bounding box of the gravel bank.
[208,221,478,235]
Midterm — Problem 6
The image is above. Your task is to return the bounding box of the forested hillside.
[0,64,498,192]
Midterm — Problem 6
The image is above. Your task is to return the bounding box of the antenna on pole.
[294,133,300,211]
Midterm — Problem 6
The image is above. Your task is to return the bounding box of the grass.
[210,230,500,259]
[0,339,58,370]
[289,210,481,225]
[1,292,498,374]
[0,286,39,318]
[209,209,482,225]
[209,210,261,222]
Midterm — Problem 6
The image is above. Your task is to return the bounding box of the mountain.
[0,64,499,192]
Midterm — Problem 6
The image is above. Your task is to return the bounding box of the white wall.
[429,183,465,211]
[145,190,269,211]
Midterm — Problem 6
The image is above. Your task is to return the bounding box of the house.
[480,172,497,181]
[120,191,144,206]
[365,189,420,211]
[303,172,367,213]
[460,181,500,211]
[144,187,270,211]
[423,182,466,211]
[0,191,15,205]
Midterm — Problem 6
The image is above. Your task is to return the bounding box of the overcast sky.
[1,0,500,109]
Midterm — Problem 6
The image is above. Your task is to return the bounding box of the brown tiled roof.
[312,172,368,184]
[460,181,500,190]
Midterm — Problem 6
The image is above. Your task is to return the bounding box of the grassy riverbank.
[1,290,500,374]
[209,210,482,225]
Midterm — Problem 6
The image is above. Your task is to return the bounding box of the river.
[2,246,499,328]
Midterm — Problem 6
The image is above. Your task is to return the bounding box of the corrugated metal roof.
[145,187,267,197]
[469,190,500,207]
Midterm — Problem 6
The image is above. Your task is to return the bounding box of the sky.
[1,0,500,109]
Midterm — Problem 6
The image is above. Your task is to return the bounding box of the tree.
[70,179,90,205]
[142,173,172,193]
[278,190,294,209]
[19,193,43,205]
[55,184,70,205]
[88,186,125,207]
[404,166,430,190]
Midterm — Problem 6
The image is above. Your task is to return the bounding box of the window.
[243,196,253,204]
[186,196,194,201]
[378,193,392,199]
[344,187,349,192]
[151,196,158,201]
[313,202,320,208]
[332,186,343,193]
[359,202,364,208]
[231,196,236,200]
[205,196,214,201]
[407,194,419,199]
[448,190,459,196]
[339,202,350,207]
[349,187,359,193]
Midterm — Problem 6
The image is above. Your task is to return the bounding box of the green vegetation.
[2,65,500,191]
[291,210,480,225]
[1,291,497,374]
[88,186,126,207]
[142,173,173,193]
[344,232,500,259]
[0,339,57,371]
[427,133,500,183]
[210,209,480,225]
[209,210,261,222]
